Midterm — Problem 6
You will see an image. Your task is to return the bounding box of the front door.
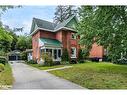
[54,49,57,60]
[53,49,61,61]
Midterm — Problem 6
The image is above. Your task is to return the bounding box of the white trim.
[55,27,76,32]
[40,47,62,61]
[30,27,76,36]
[30,16,78,36]
[71,47,77,58]
[71,33,76,39]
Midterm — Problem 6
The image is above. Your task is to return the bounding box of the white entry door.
[53,49,61,61]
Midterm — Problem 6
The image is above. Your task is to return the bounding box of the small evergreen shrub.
[61,49,69,62]
[0,64,4,72]
[27,60,37,64]
[42,52,53,66]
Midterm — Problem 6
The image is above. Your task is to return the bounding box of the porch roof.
[39,38,62,47]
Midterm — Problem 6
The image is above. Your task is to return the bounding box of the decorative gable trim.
[30,15,78,35]
[30,27,76,36]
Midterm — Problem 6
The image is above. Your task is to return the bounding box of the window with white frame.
[58,49,61,58]
[71,33,76,39]
[71,47,76,58]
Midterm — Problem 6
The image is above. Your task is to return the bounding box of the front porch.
[39,38,63,62]
[40,47,62,61]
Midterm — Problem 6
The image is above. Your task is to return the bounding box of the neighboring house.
[30,15,104,63]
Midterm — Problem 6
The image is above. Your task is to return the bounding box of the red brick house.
[30,15,104,63]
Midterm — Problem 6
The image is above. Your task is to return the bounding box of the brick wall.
[32,29,103,62]
[32,31,40,61]
[89,43,104,58]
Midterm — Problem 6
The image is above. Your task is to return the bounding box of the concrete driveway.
[10,61,84,89]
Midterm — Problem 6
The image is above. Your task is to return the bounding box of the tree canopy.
[54,5,77,24]
[16,35,32,51]
[0,27,13,52]
[76,6,127,62]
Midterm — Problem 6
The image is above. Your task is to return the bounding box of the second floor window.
[71,33,76,39]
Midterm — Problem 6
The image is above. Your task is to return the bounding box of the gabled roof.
[54,15,76,30]
[30,15,78,35]
[39,38,62,47]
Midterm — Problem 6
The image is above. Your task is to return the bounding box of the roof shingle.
[30,15,77,34]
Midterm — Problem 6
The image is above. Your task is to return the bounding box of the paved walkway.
[10,61,84,89]
[44,66,73,71]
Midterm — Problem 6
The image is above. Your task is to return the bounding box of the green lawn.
[49,62,127,89]
[26,63,70,70]
[0,64,14,89]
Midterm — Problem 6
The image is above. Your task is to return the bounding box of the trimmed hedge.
[0,64,4,72]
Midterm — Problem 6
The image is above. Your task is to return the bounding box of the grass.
[49,62,127,89]
[0,63,14,89]
[26,63,70,70]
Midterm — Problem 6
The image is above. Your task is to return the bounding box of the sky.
[1,6,56,35]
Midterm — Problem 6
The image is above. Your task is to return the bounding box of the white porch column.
[44,48,46,53]
[52,49,54,61]
[57,49,59,58]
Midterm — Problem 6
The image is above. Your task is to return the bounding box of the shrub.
[70,59,77,64]
[0,64,4,72]
[116,58,127,65]
[27,60,37,64]
[102,55,111,62]
[54,61,60,65]
[42,52,53,66]
[61,49,69,62]
[21,51,27,60]
[77,49,85,63]
[0,57,7,65]
[61,61,69,65]
[91,57,100,62]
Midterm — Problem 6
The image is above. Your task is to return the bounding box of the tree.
[16,35,32,51]
[54,5,77,24]
[76,6,127,63]
[0,5,21,52]
[9,31,18,50]
[3,25,18,51]
[0,5,21,16]
[0,27,13,52]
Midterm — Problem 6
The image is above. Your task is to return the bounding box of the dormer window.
[71,33,76,39]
